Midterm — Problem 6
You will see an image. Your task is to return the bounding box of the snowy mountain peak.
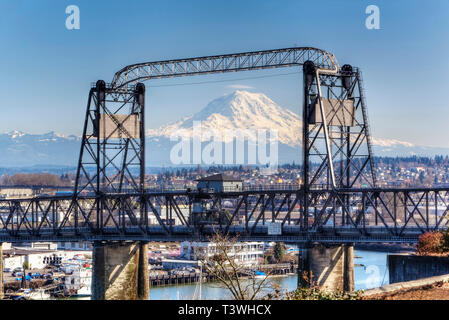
[371,137,414,148]
[4,130,78,141]
[147,90,302,146]
[7,130,25,138]
[193,90,294,120]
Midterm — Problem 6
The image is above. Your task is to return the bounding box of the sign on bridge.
[267,222,282,235]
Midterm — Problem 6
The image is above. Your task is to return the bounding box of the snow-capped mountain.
[146,90,302,165]
[1,91,449,167]
[146,90,449,165]
[147,90,301,147]
[371,137,449,158]
[371,137,414,148]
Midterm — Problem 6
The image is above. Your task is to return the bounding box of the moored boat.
[63,266,92,297]
[253,270,267,279]
[7,288,51,300]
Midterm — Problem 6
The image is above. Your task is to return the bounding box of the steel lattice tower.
[302,61,377,191]
[74,80,145,195]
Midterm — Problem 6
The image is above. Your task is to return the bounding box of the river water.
[148,250,390,300]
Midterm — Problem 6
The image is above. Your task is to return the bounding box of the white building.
[180,241,264,266]
[28,242,58,250]
[3,248,90,270]
[1,242,12,250]
[57,242,93,251]
[64,266,92,297]
[0,187,34,199]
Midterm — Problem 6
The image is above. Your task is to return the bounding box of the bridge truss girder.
[111,47,339,88]
[1,188,448,243]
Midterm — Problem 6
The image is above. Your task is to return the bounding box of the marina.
[2,243,391,300]
[148,250,391,300]
[51,249,390,300]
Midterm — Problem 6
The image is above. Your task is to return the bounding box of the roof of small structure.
[196,173,242,182]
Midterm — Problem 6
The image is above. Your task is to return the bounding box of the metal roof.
[196,174,242,182]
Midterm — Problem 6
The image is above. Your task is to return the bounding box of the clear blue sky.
[0,0,448,147]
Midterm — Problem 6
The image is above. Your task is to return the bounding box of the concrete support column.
[92,241,149,300]
[137,242,150,299]
[343,244,354,292]
[298,243,354,292]
[0,243,3,300]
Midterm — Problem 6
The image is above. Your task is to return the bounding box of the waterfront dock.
[149,263,297,287]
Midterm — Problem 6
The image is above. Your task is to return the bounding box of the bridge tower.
[299,61,376,292]
[74,81,149,300]
[302,61,376,191]
[74,80,146,195]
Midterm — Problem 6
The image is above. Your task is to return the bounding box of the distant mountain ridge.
[0,131,80,167]
[2,91,449,167]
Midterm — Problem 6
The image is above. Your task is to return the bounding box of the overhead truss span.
[111,47,339,88]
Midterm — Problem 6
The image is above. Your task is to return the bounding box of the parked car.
[3,268,11,273]
[12,271,23,277]
[13,267,22,272]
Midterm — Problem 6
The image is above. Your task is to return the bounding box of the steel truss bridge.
[1,187,448,243]
[2,47,447,243]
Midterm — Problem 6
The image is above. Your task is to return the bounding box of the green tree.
[442,229,449,252]
[273,242,285,263]
[22,261,30,289]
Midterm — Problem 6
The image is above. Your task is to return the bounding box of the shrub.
[416,231,444,255]
[268,271,363,300]
[273,242,285,262]
[284,286,363,300]
[442,230,449,252]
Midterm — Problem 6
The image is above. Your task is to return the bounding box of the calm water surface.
[148,250,390,300]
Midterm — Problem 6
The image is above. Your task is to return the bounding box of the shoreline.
[354,242,416,253]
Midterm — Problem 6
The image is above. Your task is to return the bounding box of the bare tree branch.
[199,231,273,300]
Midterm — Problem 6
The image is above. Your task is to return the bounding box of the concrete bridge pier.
[298,243,354,292]
[92,241,149,300]
[0,243,3,299]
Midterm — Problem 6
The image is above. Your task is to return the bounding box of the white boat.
[253,270,267,279]
[10,288,51,300]
[64,266,92,297]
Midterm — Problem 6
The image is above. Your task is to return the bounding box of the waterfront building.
[64,266,92,297]
[180,241,264,266]
[2,247,90,270]
[0,187,33,199]
[57,241,93,251]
